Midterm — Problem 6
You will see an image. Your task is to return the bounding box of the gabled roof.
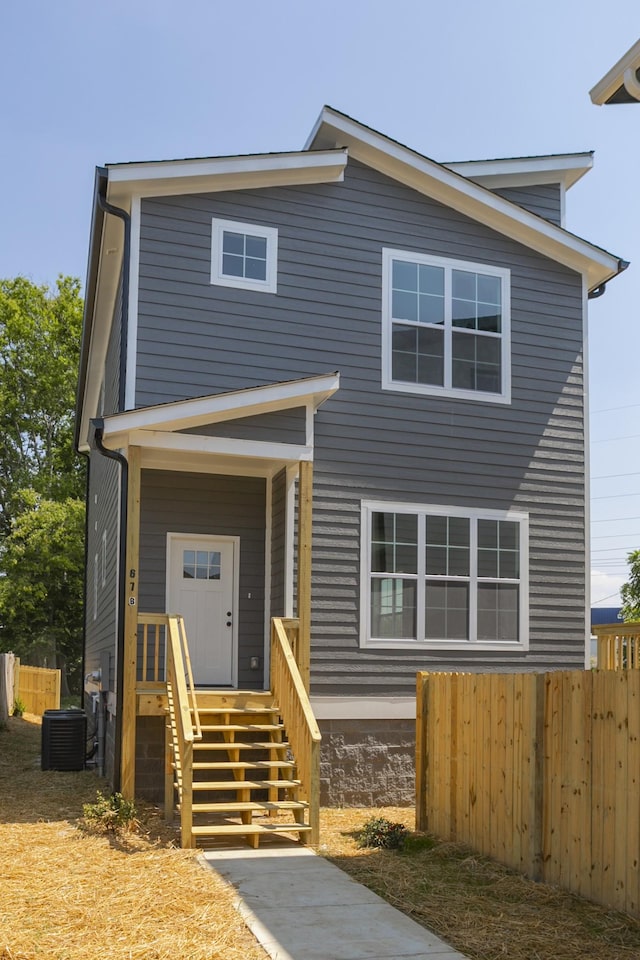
[590,39,640,105]
[305,106,626,292]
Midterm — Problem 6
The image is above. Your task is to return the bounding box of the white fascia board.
[590,39,640,104]
[101,372,340,439]
[78,213,125,452]
[116,429,313,464]
[105,149,347,204]
[307,109,622,290]
[443,153,594,190]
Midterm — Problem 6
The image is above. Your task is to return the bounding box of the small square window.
[211,218,278,293]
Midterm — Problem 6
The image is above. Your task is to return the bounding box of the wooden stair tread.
[190,823,312,837]
[192,760,296,771]
[190,800,308,813]
[198,723,284,733]
[191,707,279,716]
[191,779,301,791]
[193,740,289,751]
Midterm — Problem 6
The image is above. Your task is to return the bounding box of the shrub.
[12,697,26,717]
[82,791,138,834]
[357,816,408,850]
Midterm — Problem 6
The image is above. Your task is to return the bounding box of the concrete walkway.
[202,845,469,960]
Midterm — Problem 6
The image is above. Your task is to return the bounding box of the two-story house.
[76,107,626,846]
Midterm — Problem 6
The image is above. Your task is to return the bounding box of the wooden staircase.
[170,691,313,847]
[158,614,320,849]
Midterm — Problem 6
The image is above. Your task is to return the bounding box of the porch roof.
[94,372,340,475]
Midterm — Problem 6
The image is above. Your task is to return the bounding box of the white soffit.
[305,107,623,290]
[105,149,348,207]
[100,372,340,446]
[590,39,640,105]
[443,153,594,190]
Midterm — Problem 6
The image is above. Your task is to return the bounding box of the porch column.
[121,445,141,799]
[297,459,313,692]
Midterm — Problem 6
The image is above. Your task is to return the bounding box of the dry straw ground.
[320,807,640,960]
[0,714,267,960]
[3,715,640,960]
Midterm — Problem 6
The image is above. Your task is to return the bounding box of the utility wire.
[592,471,640,481]
[592,403,640,415]
[592,516,640,524]
[592,434,640,444]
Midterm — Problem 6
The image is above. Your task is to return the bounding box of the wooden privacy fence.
[416,670,640,918]
[0,656,61,718]
[17,663,61,714]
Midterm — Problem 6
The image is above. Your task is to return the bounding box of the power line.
[592,492,640,501]
[592,471,640,481]
[591,591,623,605]
[592,516,640,524]
[592,434,640,444]
[592,403,640,415]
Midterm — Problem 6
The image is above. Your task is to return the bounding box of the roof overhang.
[590,39,640,105]
[90,373,340,474]
[105,148,348,210]
[305,107,625,292]
[443,153,593,190]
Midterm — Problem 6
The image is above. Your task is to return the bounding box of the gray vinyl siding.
[103,267,122,415]
[271,469,287,618]
[84,450,120,694]
[493,184,563,226]
[138,471,266,688]
[183,409,306,444]
[134,158,587,694]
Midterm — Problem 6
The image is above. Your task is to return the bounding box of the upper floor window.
[382,249,511,403]
[211,218,278,293]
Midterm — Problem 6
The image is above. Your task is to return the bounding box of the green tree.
[0,494,85,694]
[621,549,640,622]
[0,276,84,535]
[0,276,85,693]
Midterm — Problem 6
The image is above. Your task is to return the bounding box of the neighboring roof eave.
[96,372,341,449]
[443,152,594,190]
[105,148,348,207]
[590,39,640,104]
[304,106,625,291]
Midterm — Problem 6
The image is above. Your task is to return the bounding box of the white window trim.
[101,530,107,588]
[381,248,511,404]
[359,500,529,651]
[93,554,99,622]
[211,217,278,293]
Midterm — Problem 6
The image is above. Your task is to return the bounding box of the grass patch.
[0,714,267,960]
[320,807,640,960]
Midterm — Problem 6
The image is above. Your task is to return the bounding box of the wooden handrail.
[270,616,321,846]
[593,622,640,670]
[137,612,201,847]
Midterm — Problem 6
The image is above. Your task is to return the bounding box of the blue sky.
[1,1,638,607]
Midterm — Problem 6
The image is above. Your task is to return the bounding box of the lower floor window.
[363,503,527,647]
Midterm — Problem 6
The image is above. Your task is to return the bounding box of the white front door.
[167,535,238,686]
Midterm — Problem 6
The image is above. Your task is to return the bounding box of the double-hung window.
[382,248,510,403]
[211,218,278,293]
[362,502,528,650]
